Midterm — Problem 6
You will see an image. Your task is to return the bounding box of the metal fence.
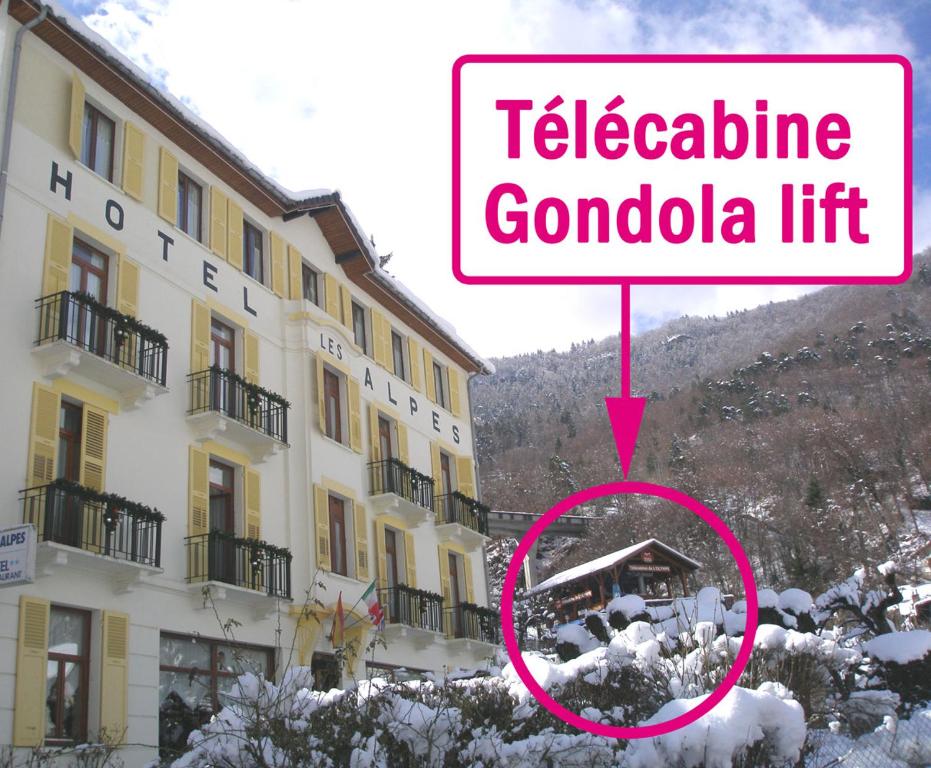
[35,291,168,386]
[21,482,162,566]
[368,459,434,510]
[188,368,289,443]
[186,532,292,599]
[379,584,444,633]
[435,491,490,535]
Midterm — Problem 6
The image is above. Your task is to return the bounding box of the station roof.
[526,538,701,597]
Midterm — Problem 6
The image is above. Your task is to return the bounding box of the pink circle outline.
[501,480,759,739]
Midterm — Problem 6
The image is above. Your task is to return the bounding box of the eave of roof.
[10,0,492,375]
[526,538,702,597]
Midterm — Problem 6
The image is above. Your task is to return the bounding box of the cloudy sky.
[62,0,929,358]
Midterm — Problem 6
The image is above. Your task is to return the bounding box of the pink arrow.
[605,283,646,479]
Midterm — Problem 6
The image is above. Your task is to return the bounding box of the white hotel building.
[0,1,498,762]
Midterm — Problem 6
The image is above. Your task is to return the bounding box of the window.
[433,362,448,409]
[302,263,319,305]
[159,633,273,757]
[57,401,82,483]
[69,238,110,353]
[439,451,453,496]
[352,301,368,352]
[311,653,340,691]
[323,368,342,443]
[209,460,235,534]
[391,331,406,381]
[210,318,236,371]
[365,661,427,683]
[328,494,348,577]
[378,416,393,462]
[177,171,203,241]
[45,606,90,743]
[81,102,115,181]
[243,221,264,284]
[447,551,465,636]
[71,238,109,304]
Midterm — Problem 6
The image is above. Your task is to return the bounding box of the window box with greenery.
[35,290,169,389]
[20,477,164,567]
[187,365,290,448]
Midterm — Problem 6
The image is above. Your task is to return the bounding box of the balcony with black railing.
[186,531,292,600]
[33,291,169,404]
[446,603,502,648]
[21,480,163,572]
[187,367,289,460]
[378,584,445,646]
[367,459,434,526]
[434,491,490,552]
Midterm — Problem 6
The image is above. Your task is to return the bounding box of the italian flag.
[363,581,385,629]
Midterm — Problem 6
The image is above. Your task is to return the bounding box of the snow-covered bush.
[167,569,929,768]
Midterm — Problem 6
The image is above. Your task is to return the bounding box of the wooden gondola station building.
[525,539,701,624]
[0,1,500,762]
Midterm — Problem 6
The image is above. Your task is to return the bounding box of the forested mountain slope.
[473,254,931,592]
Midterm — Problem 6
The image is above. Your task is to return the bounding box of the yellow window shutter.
[430,442,442,492]
[370,309,387,369]
[313,484,331,571]
[397,423,409,466]
[288,245,303,300]
[13,595,49,747]
[354,502,369,581]
[324,274,340,319]
[190,297,211,381]
[210,187,229,260]
[375,518,387,589]
[227,199,244,270]
[43,213,73,297]
[68,72,84,158]
[340,284,352,329]
[448,368,463,418]
[99,611,129,744]
[244,467,261,539]
[188,445,209,536]
[315,355,327,434]
[157,147,178,224]
[367,403,380,461]
[244,330,259,385]
[270,233,286,297]
[404,531,417,588]
[79,405,108,492]
[348,378,362,453]
[456,456,476,499]
[437,545,452,636]
[408,338,423,393]
[463,554,475,603]
[424,349,436,402]
[116,255,140,318]
[121,122,145,201]
[27,383,60,487]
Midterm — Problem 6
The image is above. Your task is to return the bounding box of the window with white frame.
[432,361,448,410]
[80,101,116,182]
[177,170,204,242]
[352,301,370,354]
[243,219,265,285]
[302,262,320,305]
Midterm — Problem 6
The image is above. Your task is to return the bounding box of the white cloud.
[78,0,919,358]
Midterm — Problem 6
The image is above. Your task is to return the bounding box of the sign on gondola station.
[525,538,700,623]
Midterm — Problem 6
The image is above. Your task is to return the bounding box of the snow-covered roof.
[22,0,493,374]
[525,538,701,597]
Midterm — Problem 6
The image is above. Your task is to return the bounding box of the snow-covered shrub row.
[169,572,930,767]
